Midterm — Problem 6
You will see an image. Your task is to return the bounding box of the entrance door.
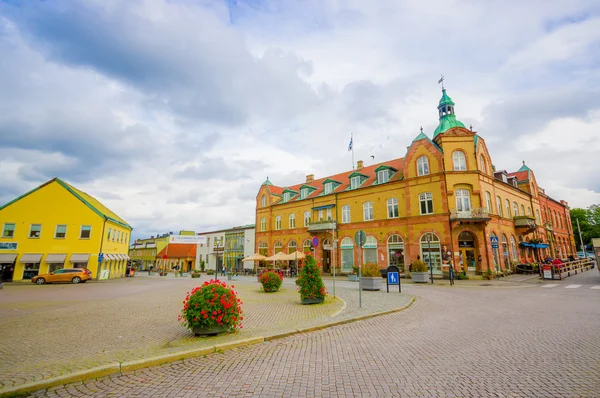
[460,249,476,273]
[323,249,331,273]
[0,263,15,282]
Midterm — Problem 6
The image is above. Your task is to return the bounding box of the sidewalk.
[0,276,414,396]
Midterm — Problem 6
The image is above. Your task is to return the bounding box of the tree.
[570,205,600,251]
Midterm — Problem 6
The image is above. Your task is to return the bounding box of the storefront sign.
[458,241,474,248]
[169,235,206,244]
[0,242,17,250]
[542,265,553,280]
[100,270,110,280]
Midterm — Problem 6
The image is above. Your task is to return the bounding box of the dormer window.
[261,195,267,207]
[301,188,308,199]
[324,182,333,195]
[502,174,507,183]
[283,192,291,202]
[377,169,389,183]
[513,180,518,188]
[350,176,361,189]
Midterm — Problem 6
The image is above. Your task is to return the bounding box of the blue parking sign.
[387,271,399,285]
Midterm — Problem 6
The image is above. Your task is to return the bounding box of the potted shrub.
[179,279,243,336]
[200,260,206,273]
[348,266,359,282]
[295,255,327,304]
[361,263,382,291]
[191,271,201,279]
[411,260,429,283]
[483,269,495,280]
[259,270,283,292]
[206,269,215,276]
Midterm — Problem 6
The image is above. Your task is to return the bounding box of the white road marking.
[541,284,559,288]
[565,285,581,289]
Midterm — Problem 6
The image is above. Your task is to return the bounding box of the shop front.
[20,254,43,280]
[0,253,17,282]
[70,253,91,269]
[45,254,67,273]
[457,231,478,273]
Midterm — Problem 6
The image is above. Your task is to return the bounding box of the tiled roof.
[507,171,529,181]
[270,158,404,204]
[157,244,197,258]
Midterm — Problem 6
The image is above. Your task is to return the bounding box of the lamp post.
[426,234,433,284]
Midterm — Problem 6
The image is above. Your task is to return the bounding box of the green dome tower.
[432,88,465,138]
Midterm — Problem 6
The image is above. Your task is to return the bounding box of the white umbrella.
[242,253,267,262]
[265,251,291,262]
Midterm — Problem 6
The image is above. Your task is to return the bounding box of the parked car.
[31,268,91,285]
[577,251,596,259]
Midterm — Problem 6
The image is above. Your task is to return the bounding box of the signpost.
[386,265,401,293]
[354,230,366,308]
[490,236,499,249]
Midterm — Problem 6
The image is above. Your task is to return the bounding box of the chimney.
[357,160,364,170]
[306,174,314,183]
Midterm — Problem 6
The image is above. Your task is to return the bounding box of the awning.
[19,254,43,263]
[70,254,90,263]
[115,254,124,260]
[45,254,67,263]
[122,254,131,260]
[0,253,17,263]
[534,243,549,249]
[519,242,532,247]
[312,204,335,211]
[104,254,115,260]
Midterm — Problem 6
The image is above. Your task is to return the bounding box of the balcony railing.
[514,216,537,229]
[307,219,337,232]
[450,208,491,222]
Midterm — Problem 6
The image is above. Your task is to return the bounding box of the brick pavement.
[24,279,600,397]
[0,275,413,394]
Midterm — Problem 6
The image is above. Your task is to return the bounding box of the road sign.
[312,236,319,247]
[385,265,401,293]
[98,253,104,263]
[387,271,399,285]
[354,230,366,246]
[490,236,499,249]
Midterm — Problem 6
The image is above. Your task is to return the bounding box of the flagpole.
[351,133,355,170]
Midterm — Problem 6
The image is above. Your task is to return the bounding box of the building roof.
[433,89,466,138]
[268,158,404,205]
[157,243,197,258]
[0,177,132,229]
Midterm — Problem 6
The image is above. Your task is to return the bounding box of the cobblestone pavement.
[0,274,412,393]
[26,274,600,397]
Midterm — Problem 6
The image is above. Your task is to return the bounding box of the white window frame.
[342,205,351,224]
[496,196,503,217]
[505,199,511,218]
[453,151,467,171]
[289,213,296,228]
[275,216,281,230]
[419,192,433,215]
[29,224,42,239]
[363,202,374,221]
[350,176,361,189]
[107,228,112,240]
[326,208,332,220]
[55,224,67,239]
[300,189,307,200]
[513,202,519,217]
[480,155,487,173]
[283,192,290,202]
[521,204,526,216]
[485,192,493,214]
[318,210,324,221]
[303,211,311,227]
[2,223,15,238]
[261,195,267,207]
[80,225,91,239]
[324,182,332,195]
[378,169,389,183]
[260,217,266,232]
[455,189,471,213]
[387,198,399,218]
[417,156,429,176]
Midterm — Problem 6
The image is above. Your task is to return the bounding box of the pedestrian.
[409,261,413,273]
[221,266,225,276]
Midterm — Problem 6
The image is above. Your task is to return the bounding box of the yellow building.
[129,235,169,270]
[0,178,132,281]
[255,88,575,276]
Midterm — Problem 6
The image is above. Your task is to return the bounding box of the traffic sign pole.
[354,230,366,308]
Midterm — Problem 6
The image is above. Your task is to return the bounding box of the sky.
[1,0,599,240]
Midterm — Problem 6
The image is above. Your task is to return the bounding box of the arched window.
[387,198,399,218]
[502,234,510,270]
[455,189,471,213]
[453,151,467,171]
[480,155,487,174]
[274,241,282,253]
[275,215,281,230]
[387,234,405,271]
[513,202,519,217]
[260,217,266,232]
[417,156,429,176]
[505,199,511,218]
[521,204,525,216]
[340,237,354,272]
[420,233,441,274]
[496,196,503,217]
[289,213,296,228]
[303,211,311,227]
[287,240,297,254]
[261,195,267,207]
[527,206,531,216]
[536,209,541,225]
[486,192,493,214]
[258,242,268,256]
[303,239,311,253]
[510,235,518,260]
[363,236,378,264]
[490,232,500,271]
[363,201,374,221]
[342,205,351,223]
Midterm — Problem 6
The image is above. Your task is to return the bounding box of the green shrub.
[361,263,381,277]
[352,266,359,275]
[206,269,215,275]
[259,270,283,292]
[191,272,201,279]
[456,272,469,280]
[295,255,327,300]
[411,260,428,272]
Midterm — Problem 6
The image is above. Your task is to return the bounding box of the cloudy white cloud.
[1,0,599,239]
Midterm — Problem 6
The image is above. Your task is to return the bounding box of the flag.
[348,137,353,151]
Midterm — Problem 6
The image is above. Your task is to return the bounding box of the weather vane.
[438,74,445,90]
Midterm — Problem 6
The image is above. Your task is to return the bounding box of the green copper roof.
[412,132,429,142]
[433,115,465,137]
[438,89,455,106]
[409,131,443,153]
[261,177,273,186]
[518,162,531,172]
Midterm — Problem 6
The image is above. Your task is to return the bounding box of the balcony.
[308,220,337,232]
[514,216,537,231]
[450,208,491,223]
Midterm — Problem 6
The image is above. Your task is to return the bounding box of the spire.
[261,176,273,186]
[432,85,465,138]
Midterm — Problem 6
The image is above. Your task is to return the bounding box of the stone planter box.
[411,272,429,283]
[191,274,201,279]
[348,274,359,282]
[301,297,325,305]
[192,325,226,336]
[263,287,279,293]
[361,276,382,291]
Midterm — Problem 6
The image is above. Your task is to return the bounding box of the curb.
[0,297,415,397]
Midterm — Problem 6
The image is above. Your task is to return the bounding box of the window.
[303,239,311,253]
[274,241,282,253]
[2,223,15,238]
[124,233,128,244]
[300,189,308,200]
[117,230,121,242]
[536,209,541,225]
[513,202,519,217]
[387,198,399,218]
[496,196,503,217]
[260,217,266,232]
[340,237,354,272]
[324,182,332,194]
[326,208,332,220]
[502,234,510,269]
[510,235,519,260]
[55,225,67,239]
[420,233,441,274]
[527,207,531,216]
[453,151,467,171]
[480,155,487,174]
[513,180,518,188]
[258,242,268,256]
[485,192,493,214]
[419,192,433,215]
[288,240,297,253]
[505,199,511,218]
[80,226,91,239]
[275,216,281,230]
[261,195,267,207]
[283,192,291,202]
[378,169,390,183]
[318,210,324,221]
[303,211,310,227]
[289,213,296,228]
[521,204,525,216]
[363,202,374,221]
[417,156,429,176]
[350,176,361,189]
[455,189,471,212]
[363,236,378,264]
[342,205,351,223]
[29,224,42,238]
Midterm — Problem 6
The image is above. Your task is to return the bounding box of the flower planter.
[191,274,201,279]
[301,297,325,305]
[361,276,382,291]
[348,274,359,282]
[411,272,429,283]
[192,325,226,336]
[263,287,279,293]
